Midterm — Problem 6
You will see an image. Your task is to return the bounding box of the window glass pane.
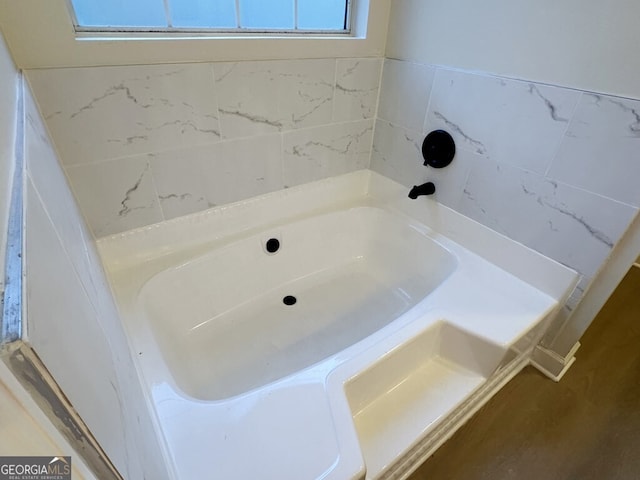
[72,0,167,27]
[240,0,294,29]
[170,0,236,28]
[298,0,347,30]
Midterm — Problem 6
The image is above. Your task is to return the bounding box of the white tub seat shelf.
[353,359,484,478]
[344,321,501,479]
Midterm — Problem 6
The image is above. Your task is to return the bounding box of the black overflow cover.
[266,238,280,253]
[422,130,455,168]
[283,295,297,305]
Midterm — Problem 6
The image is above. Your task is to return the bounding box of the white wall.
[0,31,18,293]
[386,0,640,100]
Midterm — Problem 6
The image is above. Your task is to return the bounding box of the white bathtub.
[99,170,577,480]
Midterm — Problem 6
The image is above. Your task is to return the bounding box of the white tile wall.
[372,59,640,334]
[457,158,636,281]
[26,179,125,465]
[66,156,163,237]
[333,58,383,122]
[282,119,374,187]
[377,59,435,132]
[371,119,476,209]
[23,83,170,480]
[150,133,285,218]
[548,93,640,207]
[27,58,383,237]
[215,59,336,137]
[0,32,18,293]
[424,69,582,174]
[27,63,221,165]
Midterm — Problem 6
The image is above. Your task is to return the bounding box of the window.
[1,0,388,68]
[70,0,352,34]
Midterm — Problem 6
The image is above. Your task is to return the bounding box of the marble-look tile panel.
[457,159,638,280]
[370,120,424,187]
[370,119,476,209]
[150,134,283,219]
[282,119,373,188]
[0,33,18,291]
[26,63,221,165]
[214,59,335,138]
[547,93,640,207]
[333,58,383,122]
[377,59,436,131]
[25,85,109,317]
[24,81,170,480]
[26,180,170,480]
[202,134,284,208]
[425,69,581,174]
[66,156,163,237]
[25,180,128,473]
[148,149,211,220]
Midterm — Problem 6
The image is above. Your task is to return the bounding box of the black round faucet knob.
[422,130,455,168]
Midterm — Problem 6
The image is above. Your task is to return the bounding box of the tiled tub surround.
[98,171,577,480]
[26,58,382,237]
[372,59,640,352]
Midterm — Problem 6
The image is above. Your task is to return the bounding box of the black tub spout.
[408,182,436,199]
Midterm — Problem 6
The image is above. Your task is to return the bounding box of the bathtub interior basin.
[139,207,457,401]
[344,321,505,479]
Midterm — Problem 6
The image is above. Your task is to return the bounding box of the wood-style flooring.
[408,266,640,480]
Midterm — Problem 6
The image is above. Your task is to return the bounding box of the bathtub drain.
[283,295,297,306]
[266,238,280,253]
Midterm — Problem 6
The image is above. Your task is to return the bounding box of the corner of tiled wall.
[26,57,383,237]
[0,31,19,293]
[372,57,640,343]
[23,78,171,480]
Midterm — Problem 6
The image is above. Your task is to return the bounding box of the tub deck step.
[352,357,484,479]
[345,322,502,479]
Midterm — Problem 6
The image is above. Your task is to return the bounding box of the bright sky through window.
[70,0,351,33]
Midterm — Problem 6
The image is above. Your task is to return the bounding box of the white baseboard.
[530,342,580,382]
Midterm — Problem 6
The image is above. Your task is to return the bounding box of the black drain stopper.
[266,238,280,253]
[283,295,297,306]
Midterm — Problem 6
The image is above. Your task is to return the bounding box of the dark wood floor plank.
[408,266,640,480]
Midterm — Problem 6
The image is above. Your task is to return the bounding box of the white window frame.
[71,0,353,36]
[0,0,390,69]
